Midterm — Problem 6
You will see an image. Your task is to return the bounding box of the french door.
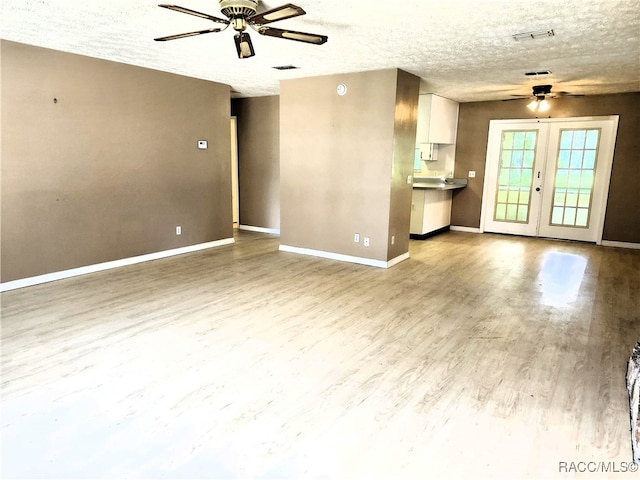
[482,117,618,243]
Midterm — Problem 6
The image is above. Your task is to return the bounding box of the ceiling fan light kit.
[155,1,328,58]
[528,98,550,112]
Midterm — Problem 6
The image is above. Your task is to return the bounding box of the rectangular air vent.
[525,70,552,76]
[512,29,555,41]
[272,65,299,70]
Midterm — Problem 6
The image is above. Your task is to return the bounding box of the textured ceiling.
[2,0,639,102]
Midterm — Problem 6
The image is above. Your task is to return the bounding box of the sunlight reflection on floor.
[536,252,588,307]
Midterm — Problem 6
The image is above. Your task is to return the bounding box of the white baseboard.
[0,238,235,292]
[448,228,639,248]
[279,245,409,269]
[450,226,482,234]
[601,240,640,250]
[387,252,411,268]
[239,225,281,235]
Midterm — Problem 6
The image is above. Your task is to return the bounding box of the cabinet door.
[415,95,433,144]
[428,95,459,144]
[410,189,426,234]
[416,94,459,144]
[422,190,452,232]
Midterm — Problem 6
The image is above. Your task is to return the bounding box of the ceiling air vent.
[512,29,555,41]
[272,65,299,70]
[525,70,552,76]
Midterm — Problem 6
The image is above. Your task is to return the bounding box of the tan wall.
[1,41,233,282]
[452,92,640,243]
[280,69,410,261]
[232,96,280,230]
[387,70,420,259]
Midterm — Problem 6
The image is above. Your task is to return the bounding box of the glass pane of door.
[548,128,600,228]
[494,130,537,223]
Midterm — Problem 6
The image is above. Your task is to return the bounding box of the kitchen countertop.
[412,177,468,190]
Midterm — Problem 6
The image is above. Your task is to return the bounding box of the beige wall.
[387,70,420,259]
[232,96,280,230]
[452,92,640,243]
[280,69,419,262]
[1,41,233,282]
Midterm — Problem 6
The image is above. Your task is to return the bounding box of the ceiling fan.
[154,1,328,59]
[503,84,583,112]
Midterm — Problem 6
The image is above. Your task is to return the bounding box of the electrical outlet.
[354,233,360,243]
[364,237,370,247]
[176,226,182,235]
[468,170,476,178]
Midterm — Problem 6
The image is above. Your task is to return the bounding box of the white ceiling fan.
[154,1,328,59]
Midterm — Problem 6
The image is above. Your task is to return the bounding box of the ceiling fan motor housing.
[532,84,552,96]
[219,0,258,18]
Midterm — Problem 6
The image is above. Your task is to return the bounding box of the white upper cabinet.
[416,94,459,145]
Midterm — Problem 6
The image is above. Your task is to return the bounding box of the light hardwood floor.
[2,231,639,479]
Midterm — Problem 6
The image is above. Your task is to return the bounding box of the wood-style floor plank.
[2,231,639,479]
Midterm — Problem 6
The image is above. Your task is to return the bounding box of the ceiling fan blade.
[249,3,306,25]
[154,27,222,42]
[555,91,585,97]
[158,4,229,25]
[257,26,327,44]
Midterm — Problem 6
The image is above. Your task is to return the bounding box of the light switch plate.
[198,140,208,149]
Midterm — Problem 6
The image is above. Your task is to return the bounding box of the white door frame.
[230,116,239,227]
[480,115,619,244]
